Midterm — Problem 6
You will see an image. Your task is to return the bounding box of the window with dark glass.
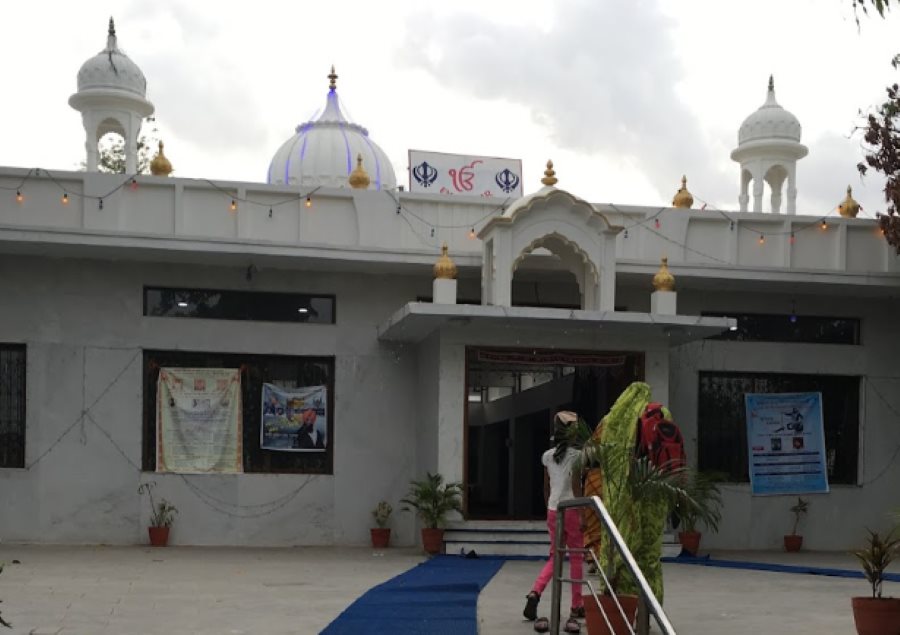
[142,351,334,474]
[702,312,859,345]
[144,287,335,324]
[0,344,26,469]
[697,371,859,484]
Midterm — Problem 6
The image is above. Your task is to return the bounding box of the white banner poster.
[408,150,524,199]
[157,368,242,473]
[261,383,328,452]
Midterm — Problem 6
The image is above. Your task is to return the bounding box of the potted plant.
[371,500,393,549]
[138,482,178,547]
[400,472,462,555]
[673,471,723,557]
[784,497,809,552]
[851,528,900,634]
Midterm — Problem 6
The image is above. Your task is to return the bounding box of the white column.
[752,175,764,213]
[786,165,798,215]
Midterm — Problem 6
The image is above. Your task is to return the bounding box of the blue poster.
[745,392,829,496]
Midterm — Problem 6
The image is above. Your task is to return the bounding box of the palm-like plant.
[400,472,463,529]
[577,430,721,597]
[853,528,900,599]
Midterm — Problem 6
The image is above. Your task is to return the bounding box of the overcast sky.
[1,0,897,217]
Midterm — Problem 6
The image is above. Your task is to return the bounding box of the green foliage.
[400,472,462,529]
[672,471,724,534]
[372,500,393,528]
[789,497,809,535]
[853,528,900,598]
[97,133,154,175]
[138,482,178,528]
[852,0,891,21]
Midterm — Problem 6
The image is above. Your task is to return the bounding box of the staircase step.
[446,540,549,557]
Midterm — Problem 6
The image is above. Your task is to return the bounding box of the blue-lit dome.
[267,68,396,190]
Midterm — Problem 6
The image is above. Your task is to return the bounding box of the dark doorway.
[465,347,644,520]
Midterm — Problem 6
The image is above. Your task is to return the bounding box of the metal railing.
[549,496,676,635]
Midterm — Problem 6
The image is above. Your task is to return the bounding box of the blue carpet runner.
[320,555,505,635]
[662,552,900,582]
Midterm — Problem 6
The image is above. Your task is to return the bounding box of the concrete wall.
[670,290,900,550]
[0,255,432,546]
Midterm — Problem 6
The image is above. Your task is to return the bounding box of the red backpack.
[637,402,686,472]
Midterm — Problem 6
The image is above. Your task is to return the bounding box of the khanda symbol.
[412,161,439,188]
[495,168,520,194]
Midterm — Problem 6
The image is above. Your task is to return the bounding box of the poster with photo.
[157,368,242,473]
[745,392,829,495]
[260,383,328,452]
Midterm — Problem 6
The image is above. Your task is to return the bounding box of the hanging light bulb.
[820,219,828,230]
[130,178,138,191]
[15,190,23,203]
[789,232,796,245]
[305,195,312,208]
[268,208,273,218]
[468,227,476,240]
[61,192,69,205]
[98,198,104,210]
[230,199,237,212]
[654,218,660,229]
[758,234,765,245]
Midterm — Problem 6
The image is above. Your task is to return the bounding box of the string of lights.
[4,169,885,254]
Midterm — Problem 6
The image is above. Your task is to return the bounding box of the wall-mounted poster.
[745,392,829,495]
[261,384,328,452]
[157,368,242,473]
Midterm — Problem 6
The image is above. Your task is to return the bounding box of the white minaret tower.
[69,18,154,173]
[731,76,807,214]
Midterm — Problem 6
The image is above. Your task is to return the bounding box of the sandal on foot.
[564,616,581,634]
[523,592,540,621]
[570,606,585,619]
[534,617,550,633]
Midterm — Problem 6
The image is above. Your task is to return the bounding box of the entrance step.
[444,520,549,557]
[443,522,683,559]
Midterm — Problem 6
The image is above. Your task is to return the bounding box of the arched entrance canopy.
[478,186,623,311]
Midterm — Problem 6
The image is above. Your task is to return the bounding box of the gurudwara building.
[0,19,897,552]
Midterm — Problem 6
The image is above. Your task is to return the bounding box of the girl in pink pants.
[523,411,584,634]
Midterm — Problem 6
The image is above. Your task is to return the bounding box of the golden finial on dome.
[838,185,861,218]
[433,243,458,280]
[348,154,371,189]
[541,160,558,187]
[328,65,338,91]
[672,175,694,209]
[150,140,173,177]
[652,257,675,292]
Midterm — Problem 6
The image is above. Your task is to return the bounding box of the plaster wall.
[670,290,900,550]
[0,255,431,546]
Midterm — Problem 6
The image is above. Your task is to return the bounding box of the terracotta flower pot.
[678,530,702,556]
[421,528,444,554]
[370,528,391,549]
[584,594,638,635]
[783,534,803,552]
[148,526,170,547]
[852,596,900,635]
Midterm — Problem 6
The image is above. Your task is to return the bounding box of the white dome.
[76,18,147,98]
[737,76,802,145]
[267,73,396,190]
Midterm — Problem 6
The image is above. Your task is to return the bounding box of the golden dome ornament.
[838,185,860,218]
[348,154,370,189]
[328,65,338,91]
[672,175,693,209]
[433,243,458,280]
[652,257,675,292]
[150,140,173,177]
[541,160,558,187]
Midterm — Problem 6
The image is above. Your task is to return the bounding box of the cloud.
[398,0,718,202]
[118,1,268,154]
[798,132,886,218]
